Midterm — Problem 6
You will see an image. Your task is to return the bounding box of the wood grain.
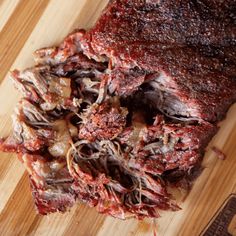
[0,1,235,235]
[0,0,20,32]
[0,0,49,83]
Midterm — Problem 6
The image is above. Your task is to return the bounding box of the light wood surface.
[0,1,235,235]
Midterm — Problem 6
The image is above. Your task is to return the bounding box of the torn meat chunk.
[33,29,86,65]
[11,67,75,111]
[33,29,106,77]
[30,177,76,215]
[66,109,216,219]
[79,98,128,141]
[67,139,179,219]
[117,112,217,177]
[0,99,77,157]
[19,153,76,214]
[10,100,54,152]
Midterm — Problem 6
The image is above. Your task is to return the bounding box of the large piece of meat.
[0,0,235,219]
[81,0,236,122]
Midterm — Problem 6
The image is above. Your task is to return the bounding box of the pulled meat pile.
[1,0,235,219]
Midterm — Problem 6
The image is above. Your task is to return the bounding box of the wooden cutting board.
[0,1,236,235]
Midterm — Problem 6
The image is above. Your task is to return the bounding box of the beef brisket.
[0,0,235,219]
[81,0,236,121]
